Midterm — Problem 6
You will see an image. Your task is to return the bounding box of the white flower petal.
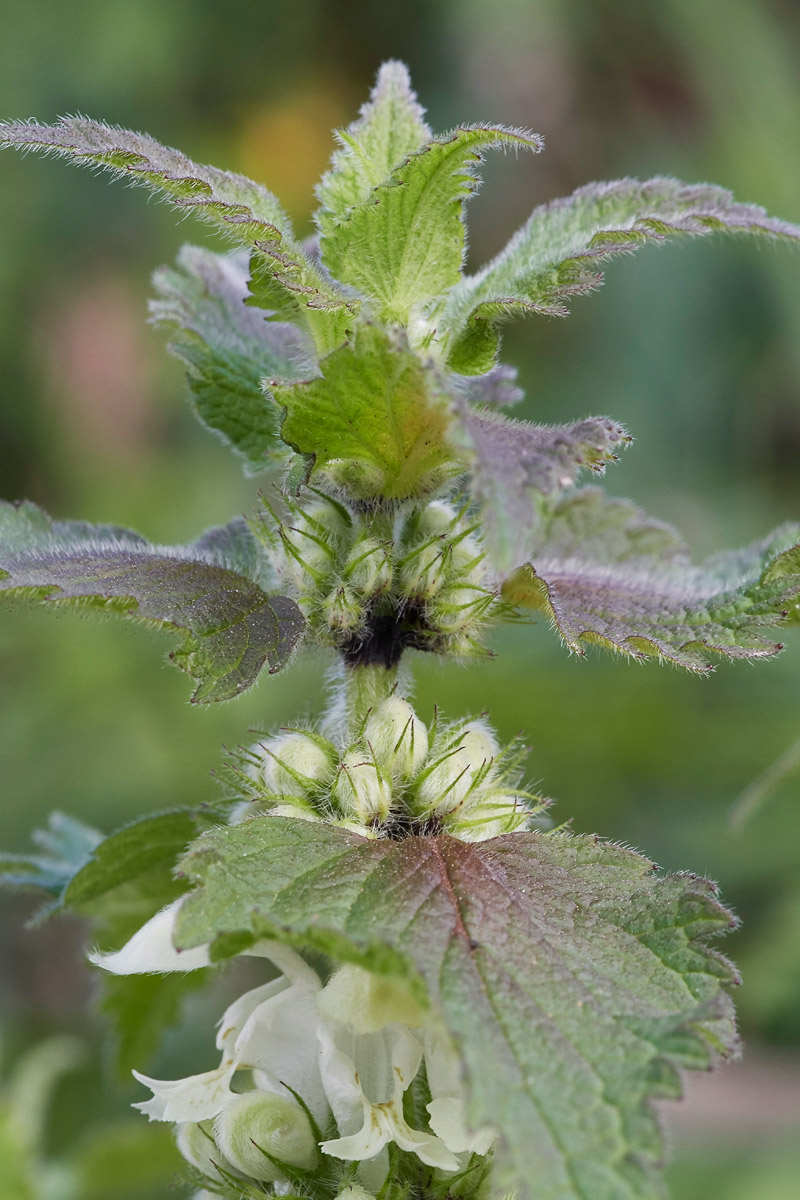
[216,979,289,1054]
[236,980,328,1125]
[132,1063,234,1123]
[89,900,210,975]
[244,940,322,991]
[427,1096,494,1157]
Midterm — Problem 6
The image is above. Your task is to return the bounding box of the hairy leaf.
[274,325,454,499]
[176,817,738,1200]
[321,125,542,322]
[441,177,800,373]
[0,502,304,701]
[450,405,630,572]
[150,246,313,471]
[315,60,431,234]
[449,363,524,409]
[503,489,800,670]
[0,115,353,356]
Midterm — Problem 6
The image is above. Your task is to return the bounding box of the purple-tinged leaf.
[449,363,524,409]
[0,502,304,702]
[0,115,355,356]
[503,488,800,670]
[450,405,631,571]
[150,246,313,473]
[176,816,739,1200]
[440,177,800,373]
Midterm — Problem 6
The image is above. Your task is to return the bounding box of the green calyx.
[229,700,545,841]
[252,489,498,667]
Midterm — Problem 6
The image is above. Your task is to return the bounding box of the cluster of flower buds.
[253,492,497,658]
[233,698,544,841]
[93,915,495,1199]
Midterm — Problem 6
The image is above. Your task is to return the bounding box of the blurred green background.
[2,0,800,1195]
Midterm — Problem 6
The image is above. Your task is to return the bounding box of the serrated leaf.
[450,405,630,572]
[503,488,800,670]
[321,125,542,323]
[315,60,431,235]
[0,115,353,357]
[150,246,313,472]
[274,324,455,500]
[175,817,738,1200]
[440,177,800,373]
[0,502,304,702]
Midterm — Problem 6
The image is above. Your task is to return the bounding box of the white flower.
[91,906,495,1184]
[422,1028,495,1156]
[88,899,211,974]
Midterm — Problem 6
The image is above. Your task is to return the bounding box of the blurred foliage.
[1,0,800,1194]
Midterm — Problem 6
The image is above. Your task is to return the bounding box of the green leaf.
[440,177,800,373]
[503,488,800,670]
[315,60,431,235]
[274,325,455,500]
[150,245,313,472]
[0,115,353,357]
[175,817,739,1200]
[69,809,219,1073]
[0,502,304,702]
[449,405,630,572]
[321,125,542,323]
[0,812,101,914]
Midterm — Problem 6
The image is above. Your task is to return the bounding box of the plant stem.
[344,662,399,730]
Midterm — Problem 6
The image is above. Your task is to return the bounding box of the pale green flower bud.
[336,1186,377,1200]
[431,585,491,633]
[334,753,392,822]
[271,800,323,822]
[413,722,499,817]
[398,539,447,600]
[317,963,426,1033]
[176,1120,235,1183]
[325,458,386,499]
[261,732,338,795]
[450,534,485,580]
[364,697,429,779]
[213,1092,318,1182]
[415,500,457,538]
[323,584,364,634]
[446,788,529,841]
[343,536,393,596]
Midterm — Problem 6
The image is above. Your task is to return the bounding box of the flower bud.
[271,801,323,823]
[412,722,498,817]
[398,539,448,600]
[325,458,386,499]
[431,585,491,633]
[334,753,391,822]
[213,1092,318,1182]
[415,500,458,539]
[261,732,338,796]
[176,1120,235,1183]
[317,963,426,1033]
[323,584,364,634]
[445,788,529,842]
[343,536,392,596]
[364,697,429,779]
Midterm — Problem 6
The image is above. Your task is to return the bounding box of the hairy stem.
[344,661,400,730]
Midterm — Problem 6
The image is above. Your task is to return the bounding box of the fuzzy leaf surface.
[315,60,431,234]
[441,177,800,372]
[0,502,304,701]
[274,325,454,499]
[503,488,800,669]
[150,246,313,471]
[176,817,738,1200]
[321,125,542,322]
[0,116,352,356]
[451,406,630,572]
